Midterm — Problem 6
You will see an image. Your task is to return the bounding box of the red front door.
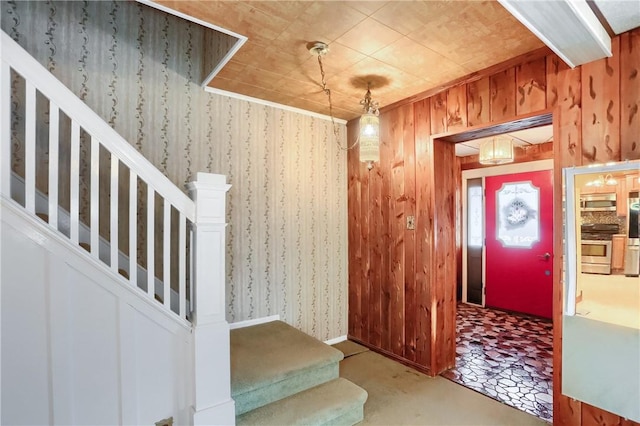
[485,170,553,319]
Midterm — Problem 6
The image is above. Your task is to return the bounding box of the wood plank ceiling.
[154,0,545,120]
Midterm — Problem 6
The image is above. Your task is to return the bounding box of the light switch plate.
[406,215,415,230]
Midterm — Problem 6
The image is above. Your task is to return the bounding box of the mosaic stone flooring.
[441,303,553,423]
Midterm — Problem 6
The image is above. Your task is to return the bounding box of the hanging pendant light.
[359,85,380,167]
[309,41,381,170]
[479,136,514,165]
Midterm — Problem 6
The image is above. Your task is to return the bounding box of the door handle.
[538,252,551,261]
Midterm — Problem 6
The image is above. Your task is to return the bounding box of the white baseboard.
[229,315,280,330]
[324,335,347,345]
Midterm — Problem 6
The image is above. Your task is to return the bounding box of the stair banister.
[1,30,195,319]
[187,173,235,425]
[0,31,194,221]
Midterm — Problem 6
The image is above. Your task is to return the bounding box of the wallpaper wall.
[2,0,348,341]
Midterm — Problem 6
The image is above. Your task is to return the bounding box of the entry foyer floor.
[441,303,553,422]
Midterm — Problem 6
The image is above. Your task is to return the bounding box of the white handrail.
[1,29,196,321]
[0,31,195,222]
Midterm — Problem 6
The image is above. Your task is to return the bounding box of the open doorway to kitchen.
[439,121,554,422]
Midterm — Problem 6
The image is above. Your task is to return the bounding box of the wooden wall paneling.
[385,111,397,353]
[490,67,516,121]
[516,57,547,115]
[546,55,561,109]
[413,98,432,369]
[446,85,468,132]
[429,138,457,374]
[381,47,552,114]
[359,158,371,343]
[347,122,362,340]
[551,48,585,426]
[553,106,582,426]
[467,76,490,127]
[369,160,382,347]
[455,158,462,299]
[390,106,411,357]
[581,36,621,164]
[620,29,640,161]
[547,55,582,166]
[581,403,639,426]
[369,113,386,349]
[430,92,447,135]
[380,109,395,353]
[403,103,417,362]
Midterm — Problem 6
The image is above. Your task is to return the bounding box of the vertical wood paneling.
[467,77,490,127]
[390,105,411,357]
[430,138,456,374]
[581,37,620,164]
[347,122,362,340]
[620,29,640,160]
[516,57,547,115]
[490,68,516,121]
[446,85,467,132]
[581,403,637,426]
[360,161,370,343]
[369,161,382,348]
[430,92,447,135]
[346,35,640,421]
[548,55,582,167]
[403,103,417,362]
[455,158,462,298]
[413,98,432,368]
[553,99,582,425]
[379,110,393,352]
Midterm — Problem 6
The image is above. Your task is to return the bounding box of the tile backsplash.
[581,211,627,234]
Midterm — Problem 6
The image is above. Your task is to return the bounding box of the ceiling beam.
[498,0,611,68]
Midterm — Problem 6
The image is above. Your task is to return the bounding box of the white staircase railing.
[1,30,194,319]
[1,30,235,423]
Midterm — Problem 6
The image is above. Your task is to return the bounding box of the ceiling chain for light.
[311,42,358,151]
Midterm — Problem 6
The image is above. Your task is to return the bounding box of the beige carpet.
[339,347,547,425]
[333,340,370,358]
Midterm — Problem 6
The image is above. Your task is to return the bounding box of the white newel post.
[187,173,235,425]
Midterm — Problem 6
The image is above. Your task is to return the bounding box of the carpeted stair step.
[236,377,368,426]
[231,320,344,415]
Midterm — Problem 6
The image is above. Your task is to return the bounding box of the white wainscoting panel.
[1,199,194,425]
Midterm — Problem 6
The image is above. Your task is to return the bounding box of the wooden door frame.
[427,111,555,379]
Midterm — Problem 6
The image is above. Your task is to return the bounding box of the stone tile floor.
[441,303,553,423]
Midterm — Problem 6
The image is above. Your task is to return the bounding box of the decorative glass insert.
[496,181,540,248]
[468,186,484,247]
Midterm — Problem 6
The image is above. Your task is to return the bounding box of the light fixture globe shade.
[359,112,380,163]
[479,136,514,165]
